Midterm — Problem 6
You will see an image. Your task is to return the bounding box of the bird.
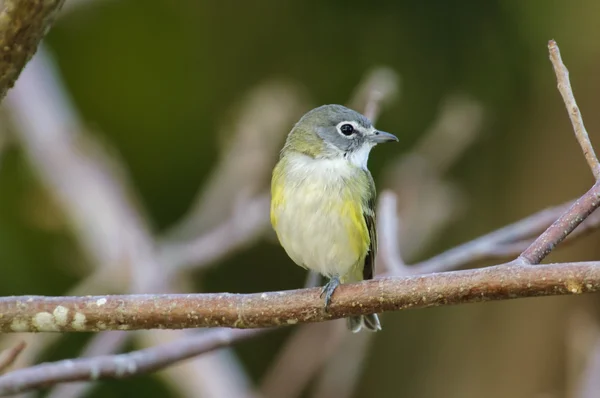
[270,104,398,332]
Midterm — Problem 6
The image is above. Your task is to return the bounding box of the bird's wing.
[362,170,377,281]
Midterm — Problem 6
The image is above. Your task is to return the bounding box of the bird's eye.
[340,124,354,136]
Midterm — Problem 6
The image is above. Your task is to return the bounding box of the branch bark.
[518,180,600,264]
[0,0,64,100]
[0,329,262,396]
[0,261,599,333]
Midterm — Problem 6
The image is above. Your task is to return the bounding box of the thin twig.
[518,181,600,265]
[548,40,600,180]
[412,200,600,274]
[0,261,599,332]
[0,342,26,374]
[0,329,264,396]
[412,201,572,273]
[376,191,407,274]
[45,333,129,398]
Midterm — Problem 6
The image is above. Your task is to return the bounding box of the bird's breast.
[271,154,369,277]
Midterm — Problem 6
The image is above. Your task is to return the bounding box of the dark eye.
[340,124,354,136]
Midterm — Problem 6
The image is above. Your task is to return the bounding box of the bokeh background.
[2,1,600,397]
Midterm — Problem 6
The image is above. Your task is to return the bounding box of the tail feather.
[347,314,381,333]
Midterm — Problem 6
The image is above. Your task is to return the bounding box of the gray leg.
[320,275,340,312]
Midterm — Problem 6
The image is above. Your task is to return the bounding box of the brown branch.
[0,329,262,395]
[0,261,599,333]
[548,40,600,180]
[518,180,600,265]
[0,0,65,100]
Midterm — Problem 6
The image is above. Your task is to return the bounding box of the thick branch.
[0,0,64,100]
[0,262,599,333]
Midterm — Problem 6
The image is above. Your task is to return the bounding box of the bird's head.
[283,104,397,167]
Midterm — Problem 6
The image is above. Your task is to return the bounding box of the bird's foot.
[320,276,340,313]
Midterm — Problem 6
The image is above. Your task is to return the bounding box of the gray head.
[284,104,398,167]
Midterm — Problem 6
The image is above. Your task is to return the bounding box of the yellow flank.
[340,197,369,261]
[270,165,284,229]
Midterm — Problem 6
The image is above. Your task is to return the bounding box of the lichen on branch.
[0,0,65,100]
[0,261,599,333]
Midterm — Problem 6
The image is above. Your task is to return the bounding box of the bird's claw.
[320,276,340,312]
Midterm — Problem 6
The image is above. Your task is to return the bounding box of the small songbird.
[270,104,398,332]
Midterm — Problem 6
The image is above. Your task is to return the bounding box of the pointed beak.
[369,130,399,144]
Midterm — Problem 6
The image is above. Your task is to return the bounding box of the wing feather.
[362,170,377,281]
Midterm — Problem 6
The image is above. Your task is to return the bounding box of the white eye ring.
[337,121,358,138]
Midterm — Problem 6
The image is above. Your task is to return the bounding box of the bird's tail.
[341,267,381,333]
[347,314,381,333]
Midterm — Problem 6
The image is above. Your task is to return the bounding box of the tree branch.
[518,180,600,264]
[0,261,598,333]
[548,39,600,180]
[412,199,600,274]
[0,0,64,100]
[0,329,262,395]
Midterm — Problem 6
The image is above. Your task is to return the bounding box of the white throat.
[346,143,374,170]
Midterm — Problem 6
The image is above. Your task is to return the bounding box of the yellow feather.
[270,162,285,229]
[340,198,369,261]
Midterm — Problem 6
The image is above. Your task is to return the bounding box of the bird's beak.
[369,130,399,144]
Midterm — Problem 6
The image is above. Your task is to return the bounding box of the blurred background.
[1,1,600,397]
